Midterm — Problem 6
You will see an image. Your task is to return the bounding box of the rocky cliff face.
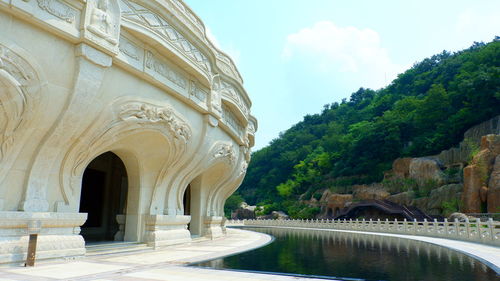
[432,115,500,167]
[311,116,499,219]
[462,134,500,213]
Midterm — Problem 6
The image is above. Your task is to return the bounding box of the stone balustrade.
[227,218,500,247]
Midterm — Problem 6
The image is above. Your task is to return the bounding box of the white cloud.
[206,26,241,66]
[282,21,404,90]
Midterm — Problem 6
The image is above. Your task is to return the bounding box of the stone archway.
[79,152,128,241]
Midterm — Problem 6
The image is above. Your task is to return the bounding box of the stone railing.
[227,218,500,247]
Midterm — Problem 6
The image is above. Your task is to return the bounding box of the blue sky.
[185,0,500,150]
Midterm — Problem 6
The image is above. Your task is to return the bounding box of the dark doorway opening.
[79,152,128,241]
[183,184,191,230]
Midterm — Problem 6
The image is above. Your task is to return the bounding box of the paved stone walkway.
[0,227,498,280]
[0,229,328,281]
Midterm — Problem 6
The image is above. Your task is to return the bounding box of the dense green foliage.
[234,38,500,217]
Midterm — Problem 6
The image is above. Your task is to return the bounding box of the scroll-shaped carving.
[212,143,236,165]
[239,160,248,177]
[85,0,120,48]
[0,44,38,161]
[248,119,256,135]
[119,103,192,143]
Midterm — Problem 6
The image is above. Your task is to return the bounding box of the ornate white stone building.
[0,0,256,263]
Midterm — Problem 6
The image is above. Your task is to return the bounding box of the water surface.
[193,227,498,281]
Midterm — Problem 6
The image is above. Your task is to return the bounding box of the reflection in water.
[193,227,498,281]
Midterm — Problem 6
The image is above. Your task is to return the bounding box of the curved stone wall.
[0,0,255,263]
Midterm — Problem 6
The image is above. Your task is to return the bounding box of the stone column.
[144,215,191,247]
[204,216,224,239]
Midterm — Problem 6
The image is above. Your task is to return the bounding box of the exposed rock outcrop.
[387,191,415,206]
[433,115,500,166]
[231,202,256,219]
[427,184,463,215]
[392,157,413,179]
[352,184,389,200]
[409,158,445,185]
[258,211,289,220]
[462,134,499,213]
[487,155,500,213]
[318,190,353,218]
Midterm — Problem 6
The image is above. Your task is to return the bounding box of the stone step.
[85,241,153,256]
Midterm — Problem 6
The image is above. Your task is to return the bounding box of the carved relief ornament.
[0,44,38,161]
[212,143,236,165]
[84,0,121,48]
[119,102,192,143]
[119,0,210,73]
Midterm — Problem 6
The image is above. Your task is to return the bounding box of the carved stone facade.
[0,0,256,264]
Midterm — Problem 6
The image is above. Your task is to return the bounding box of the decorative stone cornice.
[120,0,211,75]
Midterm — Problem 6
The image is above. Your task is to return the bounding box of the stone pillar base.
[114,214,125,241]
[204,216,224,239]
[145,215,191,248]
[0,212,87,264]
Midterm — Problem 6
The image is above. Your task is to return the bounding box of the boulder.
[387,191,415,206]
[481,134,500,154]
[258,211,289,220]
[352,184,389,200]
[427,184,463,214]
[448,212,470,222]
[318,192,353,218]
[412,197,429,212]
[487,155,500,213]
[231,203,256,219]
[392,157,414,179]
[409,158,445,185]
[271,211,289,220]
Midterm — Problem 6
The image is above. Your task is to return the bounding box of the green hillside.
[228,38,500,218]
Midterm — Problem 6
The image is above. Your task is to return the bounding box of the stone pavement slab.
[0,229,334,281]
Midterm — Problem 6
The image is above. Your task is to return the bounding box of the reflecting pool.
[193,227,498,281]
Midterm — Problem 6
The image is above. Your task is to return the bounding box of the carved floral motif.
[119,103,192,142]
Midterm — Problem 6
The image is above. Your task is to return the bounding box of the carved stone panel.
[84,0,121,54]
[120,0,210,75]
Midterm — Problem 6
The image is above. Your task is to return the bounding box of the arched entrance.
[79,152,128,241]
